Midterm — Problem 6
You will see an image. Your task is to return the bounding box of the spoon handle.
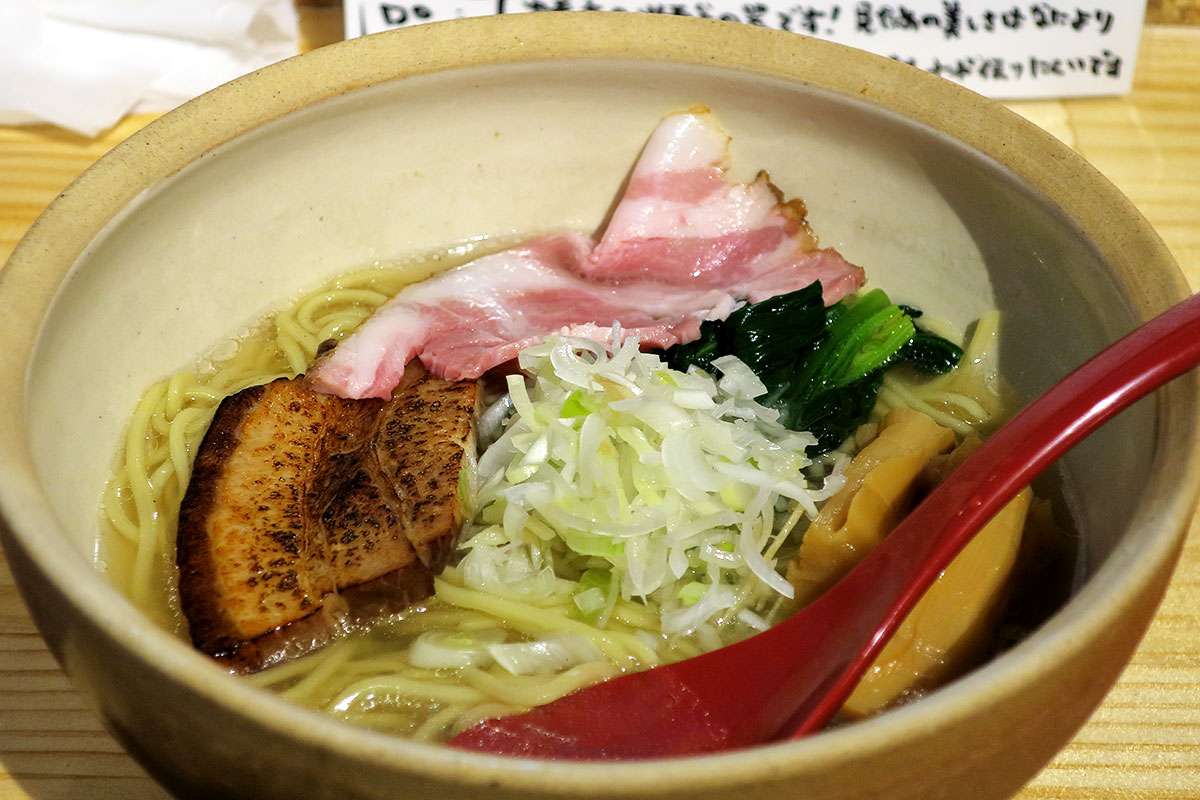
[784,290,1200,737]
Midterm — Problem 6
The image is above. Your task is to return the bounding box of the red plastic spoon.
[450,292,1200,760]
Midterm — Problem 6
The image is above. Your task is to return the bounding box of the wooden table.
[2,16,1199,800]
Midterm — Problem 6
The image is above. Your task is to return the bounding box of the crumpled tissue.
[0,0,299,137]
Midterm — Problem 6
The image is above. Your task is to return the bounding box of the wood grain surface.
[2,16,1199,800]
[1149,0,1200,25]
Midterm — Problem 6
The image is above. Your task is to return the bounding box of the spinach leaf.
[894,303,964,375]
[727,281,827,376]
[788,373,884,453]
[666,282,827,376]
[666,319,724,374]
[664,282,963,456]
[897,330,963,375]
[791,290,915,396]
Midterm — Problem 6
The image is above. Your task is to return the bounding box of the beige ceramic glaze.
[0,13,1196,800]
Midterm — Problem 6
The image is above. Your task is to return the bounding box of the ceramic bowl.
[1,13,1196,800]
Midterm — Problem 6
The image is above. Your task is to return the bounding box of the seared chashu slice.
[177,379,380,656]
[372,363,478,572]
[222,466,439,673]
[324,464,418,587]
[218,467,430,674]
[177,363,477,665]
[325,363,478,582]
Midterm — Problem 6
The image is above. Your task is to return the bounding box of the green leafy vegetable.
[668,282,828,376]
[785,373,884,453]
[728,284,829,376]
[788,289,914,393]
[897,330,963,375]
[667,283,963,454]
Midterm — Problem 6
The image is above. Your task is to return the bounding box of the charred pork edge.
[176,382,270,658]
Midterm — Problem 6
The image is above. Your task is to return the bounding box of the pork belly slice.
[586,108,864,303]
[310,110,865,400]
[177,363,477,666]
[310,233,741,396]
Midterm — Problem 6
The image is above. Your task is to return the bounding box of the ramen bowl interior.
[0,13,1195,800]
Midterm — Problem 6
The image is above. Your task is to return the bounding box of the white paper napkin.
[0,0,299,136]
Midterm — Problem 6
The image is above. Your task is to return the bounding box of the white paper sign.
[343,1,1143,99]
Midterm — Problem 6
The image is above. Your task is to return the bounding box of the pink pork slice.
[585,108,861,302]
[310,110,866,400]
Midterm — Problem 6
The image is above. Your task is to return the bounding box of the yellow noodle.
[938,391,991,422]
[667,636,705,660]
[296,289,388,330]
[277,331,310,376]
[183,385,225,404]
[878,383,976,436]
[168,407,210,490]
[376,608,499,636]
[435,579,658,666]
[329,676,489,711]
[341,710,428,734]
[882,377,992,430]
[336,266,414,288]
[142,441,170,470]
[148,460,176,495]
[611,601,660,630]
[125,382,168,605]
[449,703,528,736]
[458,618,513,632]
[164,371,191,420]
[337,660,428,678]
[459,661,619,708]
[247,644,340,688]
[765,502,806,561]
[150,409,171,436]
[313,318,369,346]
[436,567,577,609]
[103,483,139,542]
[313,308,372,329]
[412,704,470,741]
[282,641,360,702]
[275,310,319,359]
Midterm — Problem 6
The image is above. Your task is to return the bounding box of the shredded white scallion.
[457,333,844,636]
[487,635,604,676]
